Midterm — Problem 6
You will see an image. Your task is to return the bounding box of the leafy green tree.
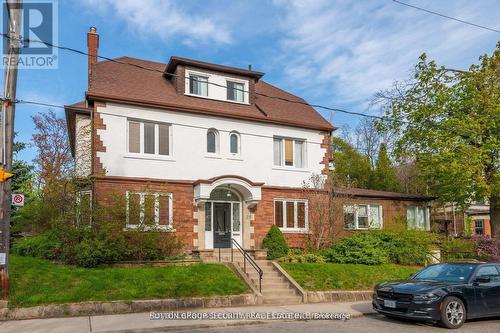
[12,140,35,196]
[371,143,402,192]
[374,44,500,236]
[331,137,372,188]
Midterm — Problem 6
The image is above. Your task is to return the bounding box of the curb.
[306,291,373,303]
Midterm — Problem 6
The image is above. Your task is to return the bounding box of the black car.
[373,262,500,329]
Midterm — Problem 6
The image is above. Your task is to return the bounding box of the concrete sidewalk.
[0,301,374,333]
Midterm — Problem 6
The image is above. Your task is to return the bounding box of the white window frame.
[343,204,383,230]
[474,219,484,235]
[188,73,209,97]
[127,119,172,157]
[206,128,220,155]
[273,137,307,169]
[126,191,174,231]
[226,80,246,103]
[76,190,92,227]
[229,131,241,156]
[407,206,430,231]
[273,199,309,232]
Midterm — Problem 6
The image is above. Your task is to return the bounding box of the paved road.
[165,314,500,333]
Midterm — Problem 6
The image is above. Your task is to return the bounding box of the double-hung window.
[407,206,430,230]
[227,81,245,102]
[274,199,308,231]
[189,74,208,96]
[474,220,484,235]
[344,204,382,230]
[273,137,306,168]
[126,191,173,230]
[128,120,171,156]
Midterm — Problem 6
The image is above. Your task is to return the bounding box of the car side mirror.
[474,276,491,284]
[409,274,415,279]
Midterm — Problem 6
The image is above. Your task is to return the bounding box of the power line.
[0,33,406,125]
[392,0,500,34]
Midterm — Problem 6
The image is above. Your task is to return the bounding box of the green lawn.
[281,263,421,291]
[9,255,248,308]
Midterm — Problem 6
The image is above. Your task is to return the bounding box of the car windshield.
[413,264,476,283]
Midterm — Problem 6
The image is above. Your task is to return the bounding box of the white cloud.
[81,0,232,45]
[273,0,500,107]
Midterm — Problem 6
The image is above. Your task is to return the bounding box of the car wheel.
[439,296,466,329]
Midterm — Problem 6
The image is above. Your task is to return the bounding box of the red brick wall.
[253,187,310,248]
[93,177,197,249]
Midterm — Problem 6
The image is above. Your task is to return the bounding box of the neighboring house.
[335,188,433,237]
[431,201,491,237]
[65,28,434,253]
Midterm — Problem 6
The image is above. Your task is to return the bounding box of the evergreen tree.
[371,143,401,192]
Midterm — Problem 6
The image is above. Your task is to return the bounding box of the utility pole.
[0,0,22,299]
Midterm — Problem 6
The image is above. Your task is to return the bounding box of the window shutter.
[227,81,235,100]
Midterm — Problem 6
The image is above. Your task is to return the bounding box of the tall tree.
[330,137,372,188]
[371,143,401,192]
[374,44,500,236]
[31,110,74,206]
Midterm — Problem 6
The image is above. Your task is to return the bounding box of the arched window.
[207,129,219,153]
[229,131,240,155]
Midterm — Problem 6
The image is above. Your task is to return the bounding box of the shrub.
[323,230,437,266]
[473,236,500,261]
[12,231,62,260]
[280,252,326,263]
[262,225,289,259]
[440,237,477,261]
[73,238,120,268]
[324,233,388,265]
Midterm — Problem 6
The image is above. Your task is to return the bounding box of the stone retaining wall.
[306,290,373,303]
[0,294,259,321]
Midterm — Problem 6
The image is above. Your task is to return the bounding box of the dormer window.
[189,74,208,96]
[227,81,244,103]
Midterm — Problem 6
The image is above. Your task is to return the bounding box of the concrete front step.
[261,289,298,297]
[262,295,303,305]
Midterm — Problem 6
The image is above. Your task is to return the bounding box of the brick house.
[65,28,434,253]
[431,202,491,237]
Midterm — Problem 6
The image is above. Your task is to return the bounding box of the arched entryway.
[193,175,263,250]
[205,187,242,249]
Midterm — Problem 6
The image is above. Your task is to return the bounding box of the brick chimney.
[87,27,99,88]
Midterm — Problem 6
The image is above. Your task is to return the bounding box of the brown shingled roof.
[333,187,436,201]
[85,56,334,131]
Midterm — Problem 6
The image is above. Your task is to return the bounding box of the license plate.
[384,300,397,308]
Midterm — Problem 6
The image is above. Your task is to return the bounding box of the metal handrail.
[231,238,263,292]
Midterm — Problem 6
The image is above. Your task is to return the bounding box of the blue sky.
[9,0,500,162]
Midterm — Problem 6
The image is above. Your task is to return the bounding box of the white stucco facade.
[96,102,327,187]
